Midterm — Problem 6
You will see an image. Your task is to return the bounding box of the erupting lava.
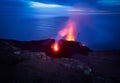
[52,19,77,52]
[51,42,59,52]
[59,20,76,41]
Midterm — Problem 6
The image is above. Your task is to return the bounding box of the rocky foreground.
[0,39,119,83]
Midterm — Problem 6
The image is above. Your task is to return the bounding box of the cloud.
[29,1,65,8]
[28,1,73,17]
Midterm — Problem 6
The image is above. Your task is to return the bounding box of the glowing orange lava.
[51,42,59,52]
[59,20,76,41]
[51,19,77,53]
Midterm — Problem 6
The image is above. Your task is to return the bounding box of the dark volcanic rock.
[0,39,91,58]
[0,40,21,64]
[13,55,93,83]
[0,39,93,83]
[0,39,119,83]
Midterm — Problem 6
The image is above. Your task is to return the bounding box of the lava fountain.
[51,19,77,52]
[59,19,76,41]
[49,18,91,57]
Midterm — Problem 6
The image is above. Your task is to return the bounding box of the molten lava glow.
[66,22,75,41]
[59,20,76,41]
[52,19,76,53]
[51,42,59,52]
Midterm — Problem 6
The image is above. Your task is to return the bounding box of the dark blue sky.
[0,0,120,50]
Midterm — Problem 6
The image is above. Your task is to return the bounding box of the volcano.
[47,39,92,58]
[0,39,92,58]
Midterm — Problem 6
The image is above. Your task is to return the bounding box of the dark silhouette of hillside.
[0,39,119,83]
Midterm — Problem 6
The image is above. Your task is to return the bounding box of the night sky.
[0,0,120,50]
